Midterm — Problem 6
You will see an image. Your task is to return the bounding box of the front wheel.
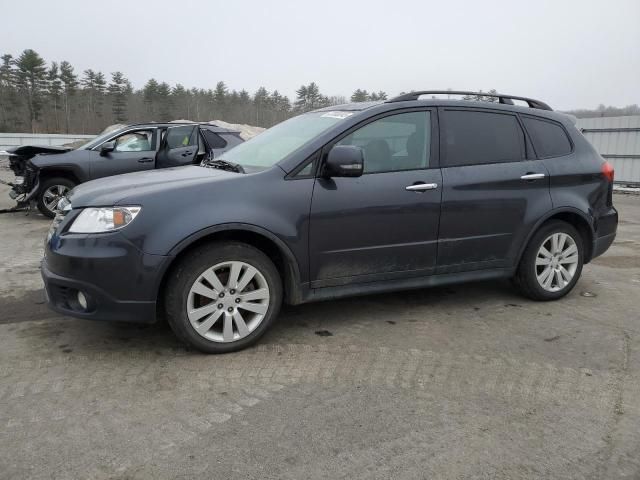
[37,177,76,218]
[513,220,584,301]
[165,242,283,354]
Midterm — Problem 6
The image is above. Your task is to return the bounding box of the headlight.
[68,206,141,233]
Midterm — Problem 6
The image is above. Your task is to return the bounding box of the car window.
[522,116,572,158]
[166,126,197,149]
[336,111,430,173]
[443,110,524,167]
[203,130,228,149]
[114,130,154,152]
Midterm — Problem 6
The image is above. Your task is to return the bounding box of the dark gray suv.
[6,122,243,217]
[42,91,618,353]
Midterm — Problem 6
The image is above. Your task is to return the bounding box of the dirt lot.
[0,175,639,478]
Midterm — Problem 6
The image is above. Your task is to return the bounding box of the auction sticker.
[320,112,354,119]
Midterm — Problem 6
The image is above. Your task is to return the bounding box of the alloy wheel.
[535,232,579,292]
[186,261,270,343]
[43,185,70,214]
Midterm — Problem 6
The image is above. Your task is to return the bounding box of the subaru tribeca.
[42,91,618,353]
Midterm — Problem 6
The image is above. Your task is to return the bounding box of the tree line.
[0,49,389,134]
[1,49,636,134]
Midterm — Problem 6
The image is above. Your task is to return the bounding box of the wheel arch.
[156,224,304,314]
[38,167,82,186]
[517,207,595,266]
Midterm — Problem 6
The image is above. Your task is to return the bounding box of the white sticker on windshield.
[320,111,354,119]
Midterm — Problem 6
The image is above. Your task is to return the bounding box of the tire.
[513,220,584,301]
[165,241,283,354]
[37,177,76,218]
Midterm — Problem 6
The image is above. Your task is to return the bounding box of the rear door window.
[522,116,572,158]
[443,110,525,167]
[166,125,197,149]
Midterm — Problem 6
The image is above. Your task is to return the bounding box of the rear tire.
[37,177,75,218]
[165,241,283,354]
[513,220,584,301]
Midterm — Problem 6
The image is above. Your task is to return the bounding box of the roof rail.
[386,90,552,111]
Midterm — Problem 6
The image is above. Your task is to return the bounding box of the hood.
[68,165,237,207]
[3,145,72,160]
[29,148,89,168]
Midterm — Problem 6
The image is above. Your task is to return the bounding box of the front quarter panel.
[31,150,93,182]
[118,167,313,283]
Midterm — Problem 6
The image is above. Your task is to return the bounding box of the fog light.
[77,291,88,310]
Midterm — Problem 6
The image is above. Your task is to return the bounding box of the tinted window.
[203,130,228,149]
[337,111,430,173]
[166,126,197,149]
[443,110,524,167]
[522,116,572,158]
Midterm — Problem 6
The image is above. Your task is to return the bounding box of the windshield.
[215,112,352,171]
[77,127,127,150]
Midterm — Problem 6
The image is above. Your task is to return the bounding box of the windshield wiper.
[201,158,245,173]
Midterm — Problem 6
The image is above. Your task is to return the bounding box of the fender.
[163,222,304,304]
[515,206,595,266]
[38,164,85,183]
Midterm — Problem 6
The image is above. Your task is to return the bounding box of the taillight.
[602,161,614,183]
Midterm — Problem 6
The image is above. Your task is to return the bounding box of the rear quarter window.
[522,116,572,158]
[203,130,228,149]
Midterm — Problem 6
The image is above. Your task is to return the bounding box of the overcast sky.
[2,0,639,110]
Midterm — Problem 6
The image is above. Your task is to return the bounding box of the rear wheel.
[513,220,584,301]
[37,177,75,218]
[165,242,283,354]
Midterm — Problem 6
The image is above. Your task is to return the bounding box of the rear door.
[156,125,199,168]
[437,107,552,272]
[91,128,158,179]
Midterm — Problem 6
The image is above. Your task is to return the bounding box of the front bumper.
[42,225,172,324]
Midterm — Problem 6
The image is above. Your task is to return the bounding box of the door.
[91,128,158,179]
[437,108,552,272]
[156,125,199,168]
[309,110,442,288]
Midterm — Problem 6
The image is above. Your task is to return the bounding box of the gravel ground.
[0,169,639,479]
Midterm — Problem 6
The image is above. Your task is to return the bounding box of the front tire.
[165,242,283,354]
[513,220,584,301]
[37,177,75,218]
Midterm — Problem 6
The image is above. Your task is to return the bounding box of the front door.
[437,107,552,271]
[91,128,158,179]
[309,109,442,288]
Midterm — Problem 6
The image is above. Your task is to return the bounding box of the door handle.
[181,151,193,157]
[138,157,154,163]
[520,173,545,181]
[405,182,438,192]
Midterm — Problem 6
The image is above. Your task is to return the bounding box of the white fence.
[0,133,95,152]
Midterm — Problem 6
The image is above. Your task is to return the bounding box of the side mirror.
[323,145,364,178]
[100,141,115,155]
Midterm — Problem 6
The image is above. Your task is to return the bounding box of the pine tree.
[45,62,62,131]
[0,54,22,130]
[107,71,130,123]
[14,49,48,132]
[143,78,159,119]
[213,81,228,118]
[156,82,173,121]
[351,89,369,102]
[59,61,78,133]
